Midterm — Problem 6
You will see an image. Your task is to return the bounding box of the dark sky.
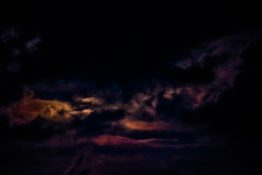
[1,1,261,82]
[0,2,262,175]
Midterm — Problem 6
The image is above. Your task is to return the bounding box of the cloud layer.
[0,32,260,175]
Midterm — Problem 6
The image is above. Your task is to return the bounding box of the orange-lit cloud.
[73,96,104,106]
[119,118,174,131]
[0,95,74,125]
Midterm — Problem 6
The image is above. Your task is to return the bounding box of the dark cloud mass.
[0,28,261,174]
[1,2,262,173]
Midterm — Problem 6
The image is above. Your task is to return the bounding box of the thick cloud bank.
[0,31,261,175]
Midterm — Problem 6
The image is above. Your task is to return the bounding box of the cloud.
[25,37,42,52]
[0,32,259,143]
[73,96,104,106]
[70,109,93,118]
[118,118,174,131]
[0,94,74,125]
[0,27,19,43]
[90,134,182,148]
[1,32,259,175]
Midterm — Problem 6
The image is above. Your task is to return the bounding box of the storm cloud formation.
[1,32,256,123]
[0,28,260,174]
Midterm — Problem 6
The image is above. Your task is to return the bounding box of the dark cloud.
[25,36,42,53]
[0,32,260,175]
[0,27,19,43]
[1,32,259,131]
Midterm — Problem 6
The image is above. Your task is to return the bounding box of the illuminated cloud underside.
[0,33,258,133]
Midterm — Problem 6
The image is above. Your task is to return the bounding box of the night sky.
[0,1,262,175]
